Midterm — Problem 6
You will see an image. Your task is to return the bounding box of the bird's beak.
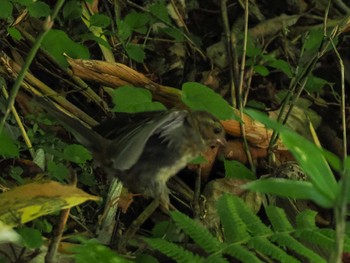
[216,138,227,147]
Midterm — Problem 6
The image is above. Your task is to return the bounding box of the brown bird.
[39,98,226,208]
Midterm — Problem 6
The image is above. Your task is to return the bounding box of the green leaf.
[7,27,22,41]
[90,14,111,28]
[71,239,131,263]
[0,0,13,19]
[170,211,221,253]
[304,29,323,52]
[246,38,262,57]
[305,75,333,93]
[267,59,292,78]
[63,144,92,164]
[181,82,239,121]
[144,237,203,263]
[9,166,24,184]
[117,20,132,41]
[245,109,338,207]
[243,178,334,208]
[125,43,145,63]
[42,29,90,68]
[112,86,166,113]
[27,1,51,18]
[63,0,82,20]
[160,27,185,41]
[296,209,317,229]
[47,161,69,181]
[0,130,19,157]
[224,160,256,180]
[149,2,171,24]
[265,206,293,232]
[253,65,270,76]
[17,227,43,249]
[124,11,150,34]
[217,194,250,243]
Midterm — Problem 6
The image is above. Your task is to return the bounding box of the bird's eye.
[213,126,222,134]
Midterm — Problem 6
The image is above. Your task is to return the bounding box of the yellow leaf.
[0,181,100,227]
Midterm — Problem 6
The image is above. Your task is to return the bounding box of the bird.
[38,98,226,209]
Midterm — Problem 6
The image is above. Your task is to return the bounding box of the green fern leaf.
[204,253,229,263]
[143,237,204,263]
[223,244,263,263]
[295,229,334,249]
[265,206,293,232]
[230,195,272,236]
[271,233,326,263]
[217,194,250,242]
[317,229,350,252]
[170,211,222,253]
[296,209,317,229]
[248,236,300,263]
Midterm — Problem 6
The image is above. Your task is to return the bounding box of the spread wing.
[104,110,188,171]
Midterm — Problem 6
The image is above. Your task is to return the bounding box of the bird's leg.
[117,198,160,252]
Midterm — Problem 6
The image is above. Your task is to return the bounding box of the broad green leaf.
[47,161,69,181]
[245,109,338,205]
[17,227,43,249]
[268,59,292,78]
[0,0,13,19]
[42,29,90,68]
[224,160,256,180]
[161,27,185,41]
[0,181,100,227]
[117,20,132,41]
[63,0,82,20]
[253,65,270,76]
[149,2,171,24]
[181,82,239,121]
[112,86,166,113]
[63,144,92,164]
[304,29,323,52]
[305,75,333,93]
[0,130,19,157]
[7,27,22,41]
[246,37,262,57]
[124,11,150,34]
[125,43,145,63]
[243,179,334,208]
[71,239,131,263]
[90,14,111,28]
[27,1,51,18]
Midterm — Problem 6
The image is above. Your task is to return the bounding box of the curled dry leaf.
[0,181,100,227]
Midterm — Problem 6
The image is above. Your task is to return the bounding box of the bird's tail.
[36,97,107,154]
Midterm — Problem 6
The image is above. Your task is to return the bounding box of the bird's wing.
[107,110,188,171]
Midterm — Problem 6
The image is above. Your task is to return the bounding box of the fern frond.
[143,237,204,263]
[265,206,293,232]
[270,233,326,263]
[217,194,250,242]
[223,244,263,263]
[204,253,229,263]
[231,195,272,236]
[296,209,317,229]
[317,229,350,252]
[170,210,222,253]
[248,236,300,263]
[295,229,334,249]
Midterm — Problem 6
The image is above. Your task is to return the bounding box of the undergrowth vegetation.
[0,0,349,262]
